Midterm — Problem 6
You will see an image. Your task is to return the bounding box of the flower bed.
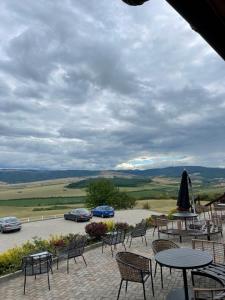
[0,217,154,277]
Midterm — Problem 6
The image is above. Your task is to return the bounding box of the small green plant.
[102,220,115,232]
[145,216,153,227]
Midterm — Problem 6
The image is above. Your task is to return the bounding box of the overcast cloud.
[0,0,225,170]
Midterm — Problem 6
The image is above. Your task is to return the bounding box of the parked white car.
[0,216,22,233]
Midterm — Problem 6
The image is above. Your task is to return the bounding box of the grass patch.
[0,196,86,207]
[32,205,72,211]
[136,199,177,213]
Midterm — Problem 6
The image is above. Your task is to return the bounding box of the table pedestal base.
[166,288,193,300]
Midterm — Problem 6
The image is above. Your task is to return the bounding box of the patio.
[0,226,223,300]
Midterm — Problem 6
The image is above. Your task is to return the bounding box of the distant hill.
[122,166,225,180]
[0,169,100,184]
[66,177,151,189]
[0,166,225,184]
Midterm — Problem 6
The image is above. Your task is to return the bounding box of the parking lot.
[0,209,157,252]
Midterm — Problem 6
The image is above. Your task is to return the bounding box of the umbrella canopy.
[177,170,191,211]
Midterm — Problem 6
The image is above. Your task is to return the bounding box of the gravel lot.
[0,209,159,252]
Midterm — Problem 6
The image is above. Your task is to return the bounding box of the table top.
[30,251,52,258]
[173,212,198,218]
[155,248,212,270]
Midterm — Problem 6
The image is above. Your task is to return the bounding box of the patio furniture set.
[20,214,225,300]
[152,213,223,243]
[21,221,148,294]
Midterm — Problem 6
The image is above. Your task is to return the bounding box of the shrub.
[167,208,177,220]
[0,233,88,276]
[111,192,136,209]
[114,222,130,232]
[142,201,151,210]
[102,220,115,232]
[85,222,107,238]
[145,216,153,227]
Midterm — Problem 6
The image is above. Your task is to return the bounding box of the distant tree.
[112,191,136,209]
[86,178,118,208]
[85,178,136,209]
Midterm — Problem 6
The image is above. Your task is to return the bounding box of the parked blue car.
[91,205,115,218]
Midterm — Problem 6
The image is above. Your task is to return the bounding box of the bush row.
[0,217,155,277]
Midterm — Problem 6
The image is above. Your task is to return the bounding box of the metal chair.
[116,251,154,300]
[22,252,53,294]
[151,239,179,288]
[54,235,87,273]
[102,230,126,257]
[127,220,147,247]
[192,239,225,299]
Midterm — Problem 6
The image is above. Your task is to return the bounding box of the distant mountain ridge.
[0,166,225,184]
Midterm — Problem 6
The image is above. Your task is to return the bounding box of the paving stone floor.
[0,228,223,300]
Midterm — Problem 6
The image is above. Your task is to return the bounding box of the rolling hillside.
[0,166,225,184]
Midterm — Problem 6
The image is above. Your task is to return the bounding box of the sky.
[0,0,225,170]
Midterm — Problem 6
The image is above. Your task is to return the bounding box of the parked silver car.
[0,216,22,233]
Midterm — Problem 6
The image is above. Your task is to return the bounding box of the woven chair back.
[152,239,179,255]
[192,239,225,264]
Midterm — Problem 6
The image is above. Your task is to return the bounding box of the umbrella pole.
[189,176,196,214]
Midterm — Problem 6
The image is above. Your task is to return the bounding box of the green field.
[0,176,224,218]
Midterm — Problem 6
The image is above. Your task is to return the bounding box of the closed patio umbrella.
[177,170,191,211]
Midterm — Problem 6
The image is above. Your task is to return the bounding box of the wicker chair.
[151,216,169,237]
[192,239,225,298]
[151,239,179,288]
[127,220,147,247]
[116,251,154,300]
[22,252,53,294]
[102,230,126,257]
[193,287,225,299]
[54,235,87,273]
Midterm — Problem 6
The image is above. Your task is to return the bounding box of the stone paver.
[1,227,220,300]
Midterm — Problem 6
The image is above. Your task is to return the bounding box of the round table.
[173,212,198,230]
[155,248,212,300]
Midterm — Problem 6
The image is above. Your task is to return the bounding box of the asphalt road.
[0,209,158,252]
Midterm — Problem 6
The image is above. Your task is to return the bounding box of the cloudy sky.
[0,0,225,170]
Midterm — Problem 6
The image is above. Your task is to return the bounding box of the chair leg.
[170,267,171,275]
[150,271,155,296]
[142,282,146,300]
[144,236,147,246]
[82,255,87,266]
[141,236,144,243]
[47,272,50,291]
[111,246,114,257]
[74,257,77,263]
[123,243,126,252]
[102,242,104,254]
[125,281,128,293]
[57,258,59,270]
[117,279,123,300]
[191,272,195,287]
[50,263,53,275]
[24,274,26,295]
[67,258,69,274]
[160,265,163,289]
[129,238,132,248]
[154,262,158,277]
[126,235,130,243]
